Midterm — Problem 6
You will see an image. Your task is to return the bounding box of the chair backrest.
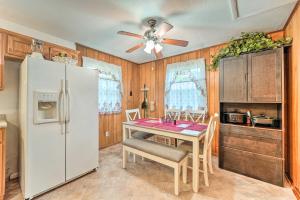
[185,108,207,123]
[165,109,181,120]
[125,108,141,122]
[203,113,219,156]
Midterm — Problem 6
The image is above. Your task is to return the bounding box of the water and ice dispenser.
[34,91,60,124]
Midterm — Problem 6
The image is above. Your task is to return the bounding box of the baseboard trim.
[293,187,300,200]
[285,175,300,200]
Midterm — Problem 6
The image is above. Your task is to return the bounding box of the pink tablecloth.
[134,118,207,133]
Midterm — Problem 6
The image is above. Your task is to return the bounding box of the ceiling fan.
[117,18,189,59]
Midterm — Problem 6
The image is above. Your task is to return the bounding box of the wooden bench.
[122,138,189,195]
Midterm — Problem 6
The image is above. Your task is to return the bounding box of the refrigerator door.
[26,57,66,197]
[65,65,99,180]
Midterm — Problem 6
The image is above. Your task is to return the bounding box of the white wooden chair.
[185,108,207,124]
[158,109,182,146]
[178,113,219,186]
[125,108,153,161]
[125,108,141,122]
[165,108,181,120]
[125,108,154,141]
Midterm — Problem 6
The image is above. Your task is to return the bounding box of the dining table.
[122,118,208,193]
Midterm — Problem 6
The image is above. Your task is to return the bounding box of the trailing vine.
[210,32,292,70]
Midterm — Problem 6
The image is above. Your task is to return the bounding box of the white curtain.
[165,58,207,111]
[83,57,123,114]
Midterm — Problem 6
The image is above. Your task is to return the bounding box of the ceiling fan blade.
[156,22,173,37]
[126,43,144,53]
[117,31,144,39]
[162,38,189,47]
[153,49,163,59]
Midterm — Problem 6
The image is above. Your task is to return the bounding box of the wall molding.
[294,187,300,200]
[286,175,300,199]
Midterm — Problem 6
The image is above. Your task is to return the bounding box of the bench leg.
[122,146,127,169]
[182,158,188,184]
[174,165,180,196]
[142,156,144,161]
[133,154,136,163]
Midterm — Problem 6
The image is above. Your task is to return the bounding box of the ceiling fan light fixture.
[144,46,152,54]
[144,40,155,54]
[146,40,155,49]
[154,43,163,53]
[118,19,188,59]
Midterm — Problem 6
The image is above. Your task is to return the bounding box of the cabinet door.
[0,33,4,90]
[248,48,282,102]
[6,34,32,59]
[219,146,283,186]
[41,43,50,60]
[220,55,248,102]
[49,47,79,64]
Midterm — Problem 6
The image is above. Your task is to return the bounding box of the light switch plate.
[105,131,110,137]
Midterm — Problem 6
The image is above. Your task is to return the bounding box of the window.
[83,57,123,114]
[165,58,207,111]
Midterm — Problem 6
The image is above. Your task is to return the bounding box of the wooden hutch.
[219,47,287,186]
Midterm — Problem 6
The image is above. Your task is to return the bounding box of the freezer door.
[65,65,99,180]
[25,57,66,197]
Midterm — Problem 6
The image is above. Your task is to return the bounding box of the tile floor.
[5,144,296,200]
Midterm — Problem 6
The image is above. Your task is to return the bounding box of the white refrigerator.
[19,56,99,199]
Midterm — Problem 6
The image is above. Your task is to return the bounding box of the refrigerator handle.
[59,79,66,134]
[66,80,71,124]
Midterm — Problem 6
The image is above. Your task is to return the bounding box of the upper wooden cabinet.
[0,33,4,90]
[5,33,79,63]
[6,34,32,59]
[49,46,79,63]
[220,55,248,102]
[248,49,282,102]
[0,30,80,90]
[220,48,283,103]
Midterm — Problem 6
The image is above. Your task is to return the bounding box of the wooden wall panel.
[284,2,300,198]
[139,62,157,118]
[76,44,140,149]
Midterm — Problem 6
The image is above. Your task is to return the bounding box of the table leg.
[127,128,136,162]
[192,138,199,192]
[128,129,132,138]
[122,126,128,141]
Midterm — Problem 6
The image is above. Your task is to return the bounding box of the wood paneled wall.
[284,2,300,198]
[76,30,285,156]
[76,44,140,149]
[138,31,284,155]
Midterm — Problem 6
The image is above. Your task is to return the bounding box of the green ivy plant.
[210,32,292,70]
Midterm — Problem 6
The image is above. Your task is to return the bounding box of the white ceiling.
[0,0,297,64]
